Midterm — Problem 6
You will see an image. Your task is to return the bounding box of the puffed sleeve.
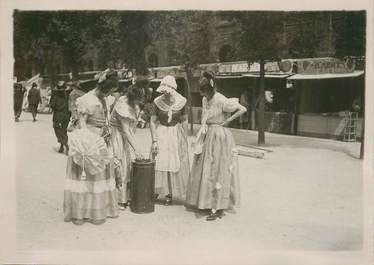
[222,97,240,113]
[113,97,136,121]
[76,95,94,115]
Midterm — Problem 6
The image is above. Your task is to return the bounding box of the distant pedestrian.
[186,71,247,221]
[27,82,42,122]
[14,83,26,122]
[49,81,71,154]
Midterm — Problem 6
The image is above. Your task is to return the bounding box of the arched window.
[148,53,159,68]
[219,45,234,62]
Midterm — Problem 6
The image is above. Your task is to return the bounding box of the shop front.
[287,58,365,140]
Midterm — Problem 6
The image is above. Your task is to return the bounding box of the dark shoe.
[15,117,19,122]
[58,144,64,153]
[206,210,224,221]
[33,119,36,122]
[118,203,127,211]
[165,195,172,206]
[154,193,159,200]
[91,219,105,225]
[72,219,84,225]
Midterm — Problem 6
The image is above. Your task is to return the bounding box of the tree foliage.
[334,11,366,58]
[148,11,212,68]
[14,11,152,81]
[237,12,286,144]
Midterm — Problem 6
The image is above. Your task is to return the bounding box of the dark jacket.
[14,84,26,108]
[28,87,42,105]
[49,90,71,128]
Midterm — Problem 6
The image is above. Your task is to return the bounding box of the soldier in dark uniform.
[49,81,71,154]
[14,83,26,122]
[27,82,42,122]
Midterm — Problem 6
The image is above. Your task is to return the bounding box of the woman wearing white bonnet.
[149,75,190,205]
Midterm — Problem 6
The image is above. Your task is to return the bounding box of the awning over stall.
[243,73,292,79]
[215,75,246,79]
[287,71,364,80]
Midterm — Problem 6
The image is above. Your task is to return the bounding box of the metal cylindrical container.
[130,159,155,213]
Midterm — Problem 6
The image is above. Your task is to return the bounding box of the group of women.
[63,69,247,225]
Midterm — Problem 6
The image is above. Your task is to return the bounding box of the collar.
[154,92,187,112]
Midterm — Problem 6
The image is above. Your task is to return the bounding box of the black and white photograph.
[0,0,373,264]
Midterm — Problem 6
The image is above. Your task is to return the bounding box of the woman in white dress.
[150,75,190,205]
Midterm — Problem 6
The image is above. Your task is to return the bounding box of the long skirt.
[14,97,23,118]
[186,125,240,210]
[155,124,190,201]
[63,157,119,222]
[111,127,134,204]
[54,127,68,145]
[29,104,38,117]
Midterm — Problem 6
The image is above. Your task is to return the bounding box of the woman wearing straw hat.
[186,71,247,221]
[150,75,190,206]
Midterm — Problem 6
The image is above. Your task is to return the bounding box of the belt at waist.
[206,123,223,127]
[87,117,106,128]
[159,122,178,127]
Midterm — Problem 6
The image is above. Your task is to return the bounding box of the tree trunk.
[360,113,365,159]
[71,63,79,81]
[250,83,257,130]
[47,48,57,88]
[257,59,266,145]
[185,66,194,135]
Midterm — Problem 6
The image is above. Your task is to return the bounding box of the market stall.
[287,57,365,140]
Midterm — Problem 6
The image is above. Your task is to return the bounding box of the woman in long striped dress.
[110,85,145,210]
[186,71,247,221]
[64,70,119,225]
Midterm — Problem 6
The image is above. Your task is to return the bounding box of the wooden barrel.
[130,159,155,213]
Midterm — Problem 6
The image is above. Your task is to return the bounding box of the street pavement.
[16,114,363,256]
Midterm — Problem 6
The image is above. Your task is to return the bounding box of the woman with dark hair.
[186,71,247,221]
[64,70,119,225]
[150,75,190,206]
[49,81,71,154]
[110,82,146,210]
